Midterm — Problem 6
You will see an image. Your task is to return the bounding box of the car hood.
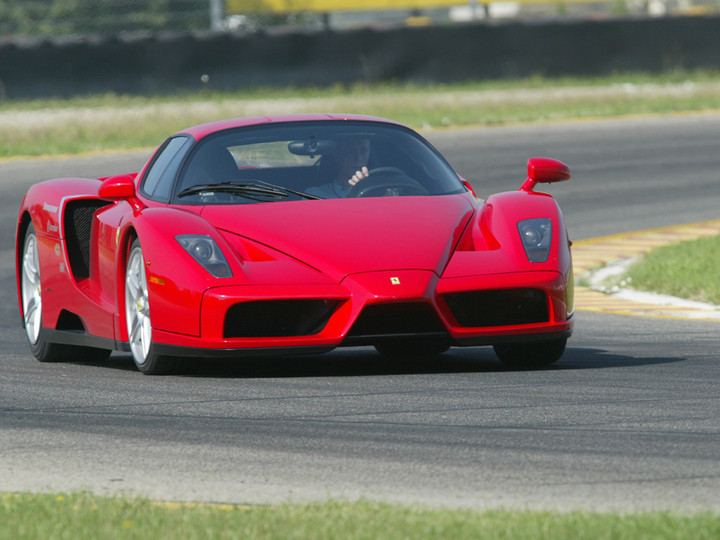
[201,195,475,281]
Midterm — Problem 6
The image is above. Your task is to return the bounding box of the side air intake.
[64,199,110,279]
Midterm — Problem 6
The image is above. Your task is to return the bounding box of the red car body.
[16,114,573,374]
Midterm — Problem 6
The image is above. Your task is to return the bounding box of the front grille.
[347,302,447,337]
[224,299,337,338]
[444,289,548,327]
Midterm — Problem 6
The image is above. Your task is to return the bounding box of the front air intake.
[347,302,447,337]
[444,289,549,327]
[224,300,337,338]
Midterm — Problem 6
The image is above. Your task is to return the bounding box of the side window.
[141,136,192,202]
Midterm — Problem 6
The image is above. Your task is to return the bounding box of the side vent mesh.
[64,200,110,279]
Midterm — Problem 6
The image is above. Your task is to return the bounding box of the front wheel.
[125,239,181,375]
[493,337,567,369]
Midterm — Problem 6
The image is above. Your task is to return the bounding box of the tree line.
[0,0,213,37]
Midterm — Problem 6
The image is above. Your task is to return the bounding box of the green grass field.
[581,233,720,307]
[626,234,720,305]
[3,70,720,158]
[2,493,719,540]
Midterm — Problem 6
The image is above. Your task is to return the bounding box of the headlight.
[176,235,232,277]
[518,219,552,262]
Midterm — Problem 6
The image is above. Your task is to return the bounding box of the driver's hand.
[347,166,369,186]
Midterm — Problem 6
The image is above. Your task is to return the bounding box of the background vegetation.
[627,234,720,304]
[3,70,720,158]
[2,493,719,540]
[0,0,212,35]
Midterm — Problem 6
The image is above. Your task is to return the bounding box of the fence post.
[210,0,224,30]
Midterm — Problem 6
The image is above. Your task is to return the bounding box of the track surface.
[1,114,719,511]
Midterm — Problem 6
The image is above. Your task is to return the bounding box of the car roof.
[178,114,406,140]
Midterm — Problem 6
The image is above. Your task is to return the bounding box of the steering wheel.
[347,167,429,198]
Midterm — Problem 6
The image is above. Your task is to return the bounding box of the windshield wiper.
[254,180,321,200]
[177,181,290,200]
[177,181,322,201]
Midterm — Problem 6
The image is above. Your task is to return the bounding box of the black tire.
[21,223,112,363]
[493,337,567,369]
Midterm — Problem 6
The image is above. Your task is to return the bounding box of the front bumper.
[149,268,573,357]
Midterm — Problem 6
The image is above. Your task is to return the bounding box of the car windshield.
[172,121,465,204]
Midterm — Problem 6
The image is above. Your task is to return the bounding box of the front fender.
[116,207,240,340]
[444,190,572,280]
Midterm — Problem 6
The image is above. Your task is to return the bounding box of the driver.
[307,137,371,198]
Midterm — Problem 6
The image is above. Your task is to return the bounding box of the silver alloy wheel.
[21,231,42,345]
[125,243,152,366]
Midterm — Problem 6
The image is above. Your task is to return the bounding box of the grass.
[626,234,720,305]
[3,69,720,158]
[577,233,720,306]
[2,493,719,540]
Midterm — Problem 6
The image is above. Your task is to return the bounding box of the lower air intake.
[444,289,548,327]
[224,300,337,338]
[347,302,447,337]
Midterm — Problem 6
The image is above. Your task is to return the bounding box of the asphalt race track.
[1,114,719,511]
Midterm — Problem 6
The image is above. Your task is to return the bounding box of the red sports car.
[16,114,573,374]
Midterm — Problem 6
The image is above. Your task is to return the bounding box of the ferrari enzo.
[16,114,573,374]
